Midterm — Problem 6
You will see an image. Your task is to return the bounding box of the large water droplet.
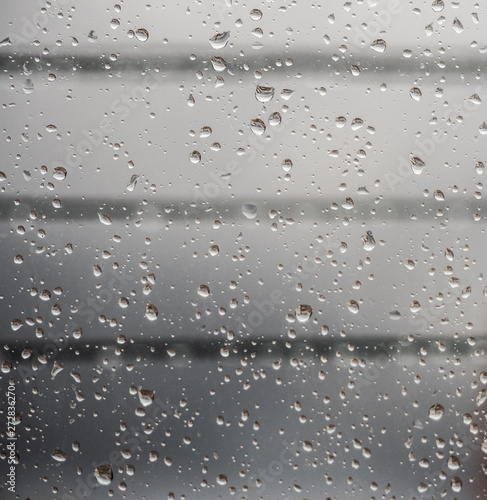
[250,118,266,135]
[410,156,425,174]
[145,304,158,321]
[135,28,149,41]
[94,464,113,485]
[250,9,262,20]
[52,449,67,462]
[428,403,445,421]
[370,39,386,53]
[197,285,210,297]
[242,203,257,219]
[269,112,282,126]
[389,310,401,320]
[127,174,139,191]
[98,213,112,225]
[347,300,360,314]
[362,230,376,251]
[189,151,201,164]
[281,159,293,172]
[209,31,230,49]
[409,87,422,101]
[138,388,155,407]
[211,56,227,72]
[295,305,312,323]
[255,85,275,103]
[452,18,464,33]
[432,0,444,12]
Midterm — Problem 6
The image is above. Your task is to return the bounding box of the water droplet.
[409,87,422,101]
[280,89,294,100]
[73,327,83,339]
[362,230,376,251]
[389,310,401,320]
[211,56,227,72]
[479,122,487,135]
[135,28,149,41]
[110,18,120,29]
[410,156,425,174]
[142,303,159,322]
[476,389,487,406]
[209,245,219,256]
[255,85,275,102]
[11,319,23,331]
[0,37,12,47]
[371,39,386,53]
[210,474,226,488]
[149,450,159,462]
[410,300,421,313]
[51,361,64,379]
[452,18,464,33]
[209,31,230,49]
[138,388,155,407]
[351,118,364,130]
[23,79,34,94]
[189,151,201,164]
[127,174,139,191]
[250,118,266,135]
[13,254,23,264]
[347,300,360,314]
[342,197,354,210]
[351,65,361,76]
[468,94,481,105]
[1,361,12,373]
[242,203,257,219]
[93,264,102,277]
[94,464,113,485]
[52,449,67,462]
[269,112,282,126]
[281,159,293,172]
[197,285,210,297]
[250,9,262,20]
[335,116,347,128]
[451,476,462,493]
[303,441,313,452]
[445,248,454,261]
[200,126,212,138]
[295,305,312,323]
[98,213,112,225]
[447,456,460,471]
[53,167,67,180]
[428,403,445,421]
[432,0,444,12]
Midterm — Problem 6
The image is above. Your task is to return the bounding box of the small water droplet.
[351,65,361,76]
[23,79,34,94]
[468,93,481,105]
[451,476,462,493]
[479,122,487,135]
[434,190,445,201]
[11,319,23,331]
[280,89,294,100]
[200,126,212,138]
[447,456,460,471]
[110,18,120,29]
[342,197,354,210]
[410,300,421,313]
[209,31,230,49]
